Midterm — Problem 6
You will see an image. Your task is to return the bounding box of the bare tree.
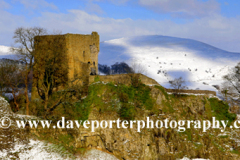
[33,35,69,116]
[0,60,25,111]
[131,62,148,75]
[10,27,47,115]
[0,61,7,96]
[169,77,186,95]
[221,62,240,113]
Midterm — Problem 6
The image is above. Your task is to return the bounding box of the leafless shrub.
[10,27,48,115]
[221,63,240,113]
[131,62,148,75]
[169,77,187,95]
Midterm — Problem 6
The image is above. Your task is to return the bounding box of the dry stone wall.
[89,74,159,86]
[166,88,216,96]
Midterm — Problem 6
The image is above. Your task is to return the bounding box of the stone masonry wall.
[89,74,159,86]
[32,32,99,99]
[166,88,216,96]
[65,32,99,81]
[34,32,99,81]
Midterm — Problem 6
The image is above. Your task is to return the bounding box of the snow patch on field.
[0,139,119,160]
[0,139,74,160]
[80,149,118,160]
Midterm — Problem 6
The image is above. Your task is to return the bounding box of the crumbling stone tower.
[65,32,100,79]
[32,32,99,99]
[35,32,99,81]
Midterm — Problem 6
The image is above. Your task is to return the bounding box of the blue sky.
[1,0,240,52]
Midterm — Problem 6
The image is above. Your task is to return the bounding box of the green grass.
[155,85,169,100]
[231,149,240,155]
[162,100,174,113]
[208,98,236,124]
[28,79,240,159]
[86,82,155,119]
[119,103,136,120]
[94,75,100,82]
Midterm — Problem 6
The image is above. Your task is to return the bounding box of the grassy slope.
[33,79,239,159]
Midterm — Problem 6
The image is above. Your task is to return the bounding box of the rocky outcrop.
[27,82,240,159]
[0,96,14,118]
[69,86,239,160]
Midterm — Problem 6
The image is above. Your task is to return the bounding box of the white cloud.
[85,1,105,14]
[93,0,129,5]
[138,0,220,18]
[36,10,154,41]
[13,0,57,10]
[33,10,240,52]
[1,8,240,52]
[33,10,240,51]
[0,0,10,9]
[0,10,27,46]
[85,0,220,18]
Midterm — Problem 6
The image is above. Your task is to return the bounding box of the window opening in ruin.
[90,67,96,75]
[93,62,95,66]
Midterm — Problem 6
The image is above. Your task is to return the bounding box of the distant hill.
[99,35,240,91]
[1,35,240,92]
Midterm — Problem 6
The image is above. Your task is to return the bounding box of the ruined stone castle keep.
[34,32,99,81]
[31,32,99,99]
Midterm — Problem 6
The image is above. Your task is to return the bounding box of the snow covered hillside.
[1,35,240,92]
[99,35,240,92]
